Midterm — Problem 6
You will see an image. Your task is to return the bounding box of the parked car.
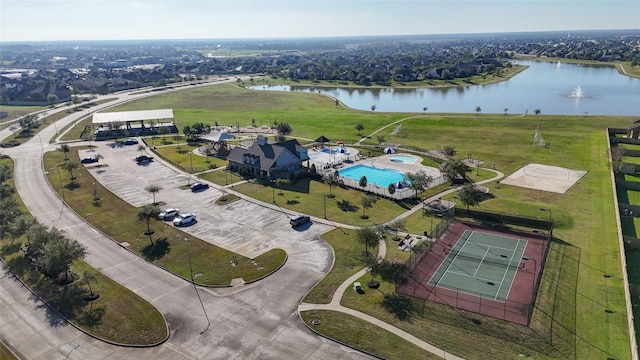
[135,155,153,163]
[290,214,311,227]
[81,157,98,164]
[124,138,139,145]
[158,208,179,220]
[190,182,209,192]
[173,213,196,226]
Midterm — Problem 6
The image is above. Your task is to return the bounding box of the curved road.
[0,84,373,360]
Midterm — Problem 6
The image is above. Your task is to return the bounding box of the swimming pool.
[339,165,406,187]
[389,155,417,164]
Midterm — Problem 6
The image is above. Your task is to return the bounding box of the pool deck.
[308,147,442,184]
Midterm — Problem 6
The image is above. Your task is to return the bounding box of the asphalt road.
[0,86,374,359]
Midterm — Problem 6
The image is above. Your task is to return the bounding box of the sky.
[1,0,639,42]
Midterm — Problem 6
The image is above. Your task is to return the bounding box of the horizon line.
[2,28,639,44]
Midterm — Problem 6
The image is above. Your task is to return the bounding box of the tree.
[458,183,483,209]
[137,144,146,156]
[183,125,192,140]
[376,135,385,145]
[611,146,626,173]
[387,183,396,196]
[361,254,383,288]
[443,146,457,158]
[442,159,469,184]
[387,218,406,241]
[24,223,51,260]
[0,163,12,185]
[371,105,376,113]
[276,122,293,136]
[275,178,288,195]
[323,171,339,198]
[93,153,104,167]
[475,106,482,116]
[36,235,87,284]
[360,193,378,219]
[144,184,163,205]
[403,171,433,198]
[58,144,70,161]
[82,270,97,297]
[355,123,365,136]
[534,109,541,116]
[61,161,79,180]
[137,205,161,245]
[359,175,368,189]
[423,106,428,113]
[504,108,509,116]
[355,226,380,257]
[18,114,36,131]
[6,215,35,244]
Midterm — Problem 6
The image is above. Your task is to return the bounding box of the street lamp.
[184,236,211,334]
[323,194,327,219]
[65,344,80,360]
[522,256,538,298]
[540,208,552,235]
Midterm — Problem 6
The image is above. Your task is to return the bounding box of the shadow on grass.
[142,237,171,261]
[337,199,358,212]
[378,260,408,283]
[65,181,81,190]
[381,292,414,322]
[77,304,106,327]
[1,242,22,256]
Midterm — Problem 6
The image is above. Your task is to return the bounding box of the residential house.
[227,136,309,179]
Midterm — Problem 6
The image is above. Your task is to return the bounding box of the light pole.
[272,184,275,203]
[189,152,193,173]
[323,194,327,219]
[184,236,211,334]
[522,256,537,278]
[540,208,552,235]
[64,344,80,359]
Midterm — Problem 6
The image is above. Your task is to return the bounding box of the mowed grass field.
[104,83,634,359]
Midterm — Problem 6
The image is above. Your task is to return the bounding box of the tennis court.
[396,220,549,325]
[427,230,527,302]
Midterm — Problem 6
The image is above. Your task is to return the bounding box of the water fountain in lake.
[569,85,586,98]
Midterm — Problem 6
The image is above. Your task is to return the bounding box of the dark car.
[123,138,139,145]
[290,214,311,227]
[81,157,98,164]
[135,155,153,163]
[190,182,209,192]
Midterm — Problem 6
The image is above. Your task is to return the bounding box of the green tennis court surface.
[428,230,528,301]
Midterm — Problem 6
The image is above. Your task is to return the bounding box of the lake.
[251,60,640,116]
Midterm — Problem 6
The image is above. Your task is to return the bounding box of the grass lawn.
[0,157,167,345]
[0,341,18,360]
[99,83,633,359]
[233,178,419,227]
[150,143,227,173]
[42,150,286,286]
[1,111,70,146]
[0,105,49,124]
[300,310,439,360]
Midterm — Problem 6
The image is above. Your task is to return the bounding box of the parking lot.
[82,141,334,272]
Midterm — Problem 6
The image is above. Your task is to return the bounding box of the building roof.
[228,138,306,172]
[199,131,236,142]
[92,109,174,124]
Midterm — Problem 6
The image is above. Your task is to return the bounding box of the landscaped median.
[43,150,287,286]
[0,157,167,346]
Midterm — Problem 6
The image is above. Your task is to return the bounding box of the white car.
[158,208,179,220]
[173,213,196,226]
